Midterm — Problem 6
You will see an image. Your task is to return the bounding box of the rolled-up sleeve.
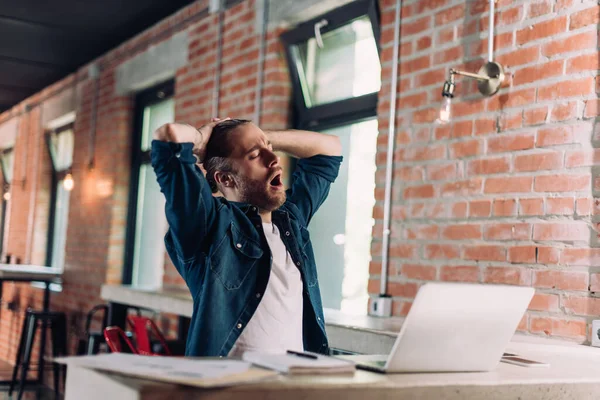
[287,155,343,226]
[151,140,216,261]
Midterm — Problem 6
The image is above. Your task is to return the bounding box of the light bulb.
[437,96,452,124]
[3,192,10,201]
[63,173,74,191]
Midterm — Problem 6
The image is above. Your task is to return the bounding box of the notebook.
[242,351,356,375]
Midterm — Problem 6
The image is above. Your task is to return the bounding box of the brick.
[537,78,594,101]
[484,223,532,241]
[530,317,586,339]
[541,31,597,57]
[441,224,482,240]
[498,112,522,131]
[513,151,563,172]
[561,248,600,266]
[564,150,600,168]
[387,281,420,298]
[474,118,496,135]
[496,46,540,68]
[450,139,481,158]
[532,222,589,242]
[533,270,589,291]
[569,7,600,30]
[576,198,592,216]
[463,245,506,262]
[403,184,435,199]
[391,300,413,317]
[483,266,529,285]
[562,296,600,316]
[512,60,563,86]
[404,225,439,240]
[537,125,573,147]
[584,99,600,119]
[426,163,456,181]
[487,132,535,153]
[487,88,537,110]
[546,197,574,215]
[534,174,590,192]
[467,157,510,175]
[440,265,479,282]
[516,16,567,45]
[519,198,544,216]
[401,264,437,280]
[550,102,578,122]
[493,198,517,217]
[441,178,483,197]
[537,246,560,264]
[469,200,492,217]
[527,1,551,18]
[484,177,533,194]
[508,246,536,264]
[389,243,417,258]
[416,36,432,51]
[523,106,548,126]
[400,16,432,36]
[425,244,460,260]
[528,293,559,312]
[451,120,474,138]
[591,274,600,292]
[567,53,600,73]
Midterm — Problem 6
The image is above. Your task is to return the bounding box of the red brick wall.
[371,0,600,342]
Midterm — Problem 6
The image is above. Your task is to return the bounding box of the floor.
[0,359,62,400]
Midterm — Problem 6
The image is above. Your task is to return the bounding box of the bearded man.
[152,118,342,356]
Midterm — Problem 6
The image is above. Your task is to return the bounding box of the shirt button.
[285,231,290,236]
[317,317,321,321]
[322,343,327,347]
[175,152,181,158]
[256,293,261,298]
[236,243,242,248]
[296,261,301,266]
[252,207,257,212]
[237,323,242,329]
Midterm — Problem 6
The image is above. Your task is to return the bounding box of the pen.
[287,350,318,359]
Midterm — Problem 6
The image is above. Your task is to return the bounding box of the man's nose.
[267,151,279,168]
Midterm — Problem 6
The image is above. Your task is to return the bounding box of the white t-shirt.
[228,222,304,356]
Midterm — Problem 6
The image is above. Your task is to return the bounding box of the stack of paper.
[55,353,278,388]
[242,351,355,375]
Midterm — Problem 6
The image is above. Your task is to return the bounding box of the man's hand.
[153,118,229,162]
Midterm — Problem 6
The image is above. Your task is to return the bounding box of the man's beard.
[236,176,286,212]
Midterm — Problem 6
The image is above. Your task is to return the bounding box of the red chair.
[103,326,138,354]
[126,315,172,356]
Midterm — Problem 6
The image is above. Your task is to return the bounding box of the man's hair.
[204,119,251,193]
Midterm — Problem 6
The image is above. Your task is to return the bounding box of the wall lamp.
[437,61,505,124]
[437,0,504,124]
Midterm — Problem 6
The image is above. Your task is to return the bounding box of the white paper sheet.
[56,353,264,385]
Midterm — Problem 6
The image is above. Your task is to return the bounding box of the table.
[63,338,600,399]
[0,264,62,387]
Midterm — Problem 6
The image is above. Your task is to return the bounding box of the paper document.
[242,351,355,375]
[56,353,278,388]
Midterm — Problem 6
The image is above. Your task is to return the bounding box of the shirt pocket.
[209,222,263,290]
[300,226,318,288]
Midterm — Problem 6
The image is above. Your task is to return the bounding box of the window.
[46,125,74,269]
[124,82,174,288]
[0,147,14,255]
[281,0,381,314]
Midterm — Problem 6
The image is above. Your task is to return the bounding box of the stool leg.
[17,314,37,400]
[87,335,96,355]
[8,312,30,396]
[51,315,67,397]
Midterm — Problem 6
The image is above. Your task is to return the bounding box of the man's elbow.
[153,123,172,142]
[330,135,342,156]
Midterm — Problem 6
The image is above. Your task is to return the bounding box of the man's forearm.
[266,129,342,158]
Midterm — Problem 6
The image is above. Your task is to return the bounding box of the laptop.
[353,282,534,373]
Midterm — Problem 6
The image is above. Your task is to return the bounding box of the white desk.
[65,339,600,399]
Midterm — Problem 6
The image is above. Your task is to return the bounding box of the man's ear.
[214,171,235,188]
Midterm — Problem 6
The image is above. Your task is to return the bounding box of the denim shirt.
[151,140,342,357]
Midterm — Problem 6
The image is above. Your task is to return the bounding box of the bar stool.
[77,304,108,355]
[9,309,67,400]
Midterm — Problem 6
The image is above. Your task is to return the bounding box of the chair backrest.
[85,304,109,334]
[103,326,138,354]
[127,315,172,356]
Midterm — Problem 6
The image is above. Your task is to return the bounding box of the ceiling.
[0,0,197,114]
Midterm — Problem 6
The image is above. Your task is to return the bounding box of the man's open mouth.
[269,171,283,188]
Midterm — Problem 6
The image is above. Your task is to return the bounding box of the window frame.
[280,0,381,131]
[45,124,74,267]
[0,147,13,256]
[122,80,174,285]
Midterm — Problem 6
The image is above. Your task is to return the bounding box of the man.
[152,118,342,357]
